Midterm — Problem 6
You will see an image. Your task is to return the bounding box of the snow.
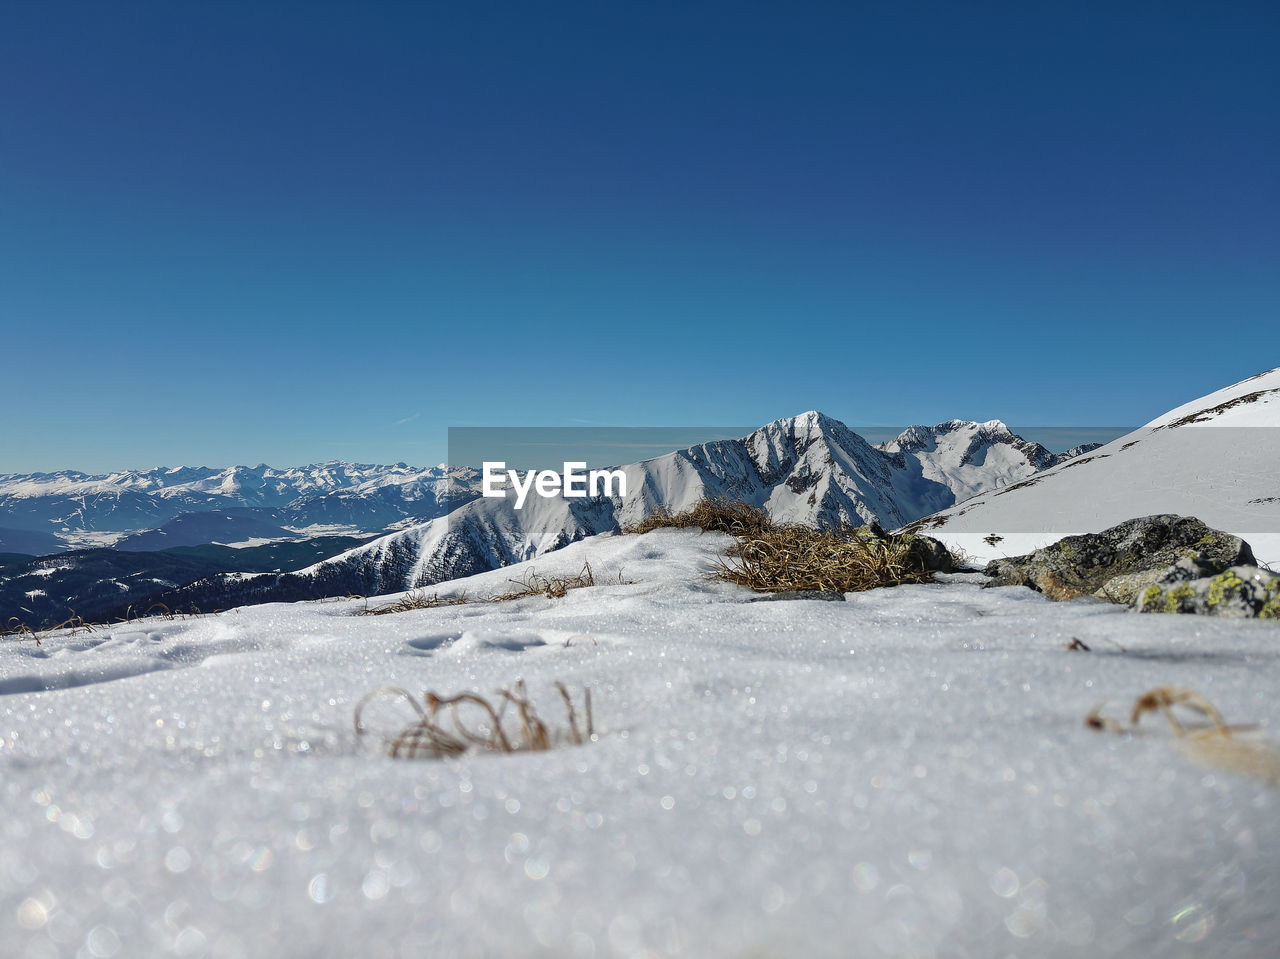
[1144,369,1280,430]
[0,464,480,546]
[56,531,128,550]
[0,464,431,502]
[299,411,1065,598]
[879,419,1060,504]
[287,524,373,538]
[923,368,1280,567]
[3,528,1278,958]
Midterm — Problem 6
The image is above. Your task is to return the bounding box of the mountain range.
[2,417,1088,625]
[144,415,1096,613]
[0,462,481,551]
[25,363,1273,632]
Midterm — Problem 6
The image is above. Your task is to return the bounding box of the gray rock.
[902,532,955,574]
[1094,568,1172,605]
[857,525,954,574]
[1136,559,1280,618]
[983,514,1255,603]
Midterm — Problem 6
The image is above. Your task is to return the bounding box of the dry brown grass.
[3,604,213,647]
[716,525,937,593]
[119,602,204,622]
[1086,685,1280,786]
[2,617,42,646]
[353,561,629,617]
[494,561,632,601]
[626,497,776,538]
[495,561,597,600]
[4,612,103,646]
[629,496,943,594]
[354,680,594,759]
[3,601,220,647]
[358,590,469,616]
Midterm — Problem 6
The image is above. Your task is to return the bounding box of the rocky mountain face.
[158,412,1081,609]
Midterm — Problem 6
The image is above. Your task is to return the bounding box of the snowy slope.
[915,368,1280,566]
[264,412,1082,598]
[2,529,1278,958]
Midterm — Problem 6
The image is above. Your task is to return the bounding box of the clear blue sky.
[2,1,1275,472]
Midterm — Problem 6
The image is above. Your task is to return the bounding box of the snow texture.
[922,369,1280,568]
[3,529,1279,958]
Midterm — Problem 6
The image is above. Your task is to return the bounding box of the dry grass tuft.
[354,680,594,759]
[4,604,210,647]
[46,612,98,636]
[352,562,630,617]
[627,497,776,538]
[1086,685,1280,786]
[359,590,469,616]
[717,525,937,594]
[1087,686,1235,736]
[2,617,42,646]
[628,496,942,593]
[119,602,203,622]
[493,562,627,601]
[6,611,101,645]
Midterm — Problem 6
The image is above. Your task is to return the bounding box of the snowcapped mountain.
[0,463,482,549]
[171,412,1087,603]
[913,368,1280,566]
[878,419,1097,505]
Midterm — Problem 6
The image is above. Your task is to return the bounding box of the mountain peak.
[774,410,840,430]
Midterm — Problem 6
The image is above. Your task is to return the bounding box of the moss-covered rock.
[1206,569,1245,608]
[1260,582,1280,620]
[983,515,1255,603]
[1136,558,1280,618]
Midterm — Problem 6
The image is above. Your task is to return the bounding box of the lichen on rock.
[983,514,1255,604]
[1136,558,1280,619]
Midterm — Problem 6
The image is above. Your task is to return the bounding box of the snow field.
[1,529,1278,958]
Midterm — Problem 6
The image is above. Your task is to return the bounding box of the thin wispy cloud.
[394,412,421,427]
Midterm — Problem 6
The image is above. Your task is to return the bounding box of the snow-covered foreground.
[2,529,1279,958]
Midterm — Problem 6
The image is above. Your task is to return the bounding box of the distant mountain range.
[0,463,482,551]
[147,414,1097,613]
[8,370,1276,630]
[1,416,1107,626]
